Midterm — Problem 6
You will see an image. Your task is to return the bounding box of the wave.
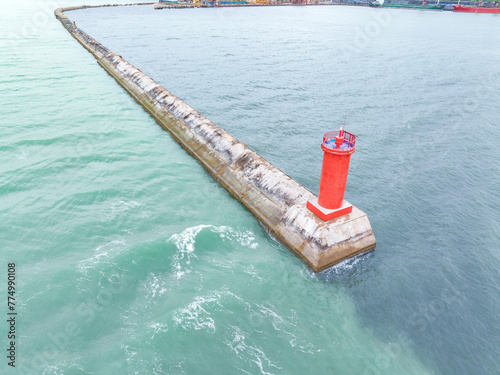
[167,224,259,280]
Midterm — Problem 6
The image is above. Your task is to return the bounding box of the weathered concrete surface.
[55,5,376,272]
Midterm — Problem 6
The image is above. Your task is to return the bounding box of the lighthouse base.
[307,198,353,221]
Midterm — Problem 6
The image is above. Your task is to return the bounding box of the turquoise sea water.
[2,1,500,374]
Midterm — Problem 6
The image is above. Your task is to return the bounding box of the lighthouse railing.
[323,130,358,147]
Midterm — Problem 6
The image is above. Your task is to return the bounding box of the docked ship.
[369,0,445,9]
[453,3,500,12]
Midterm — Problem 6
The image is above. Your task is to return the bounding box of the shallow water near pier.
[1,1,500,374]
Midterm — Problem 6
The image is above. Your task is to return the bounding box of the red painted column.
[307,128,357,221]
[307,129,357,221]
[317,139,355,209]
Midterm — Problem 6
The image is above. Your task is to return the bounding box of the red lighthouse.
[307,127,358,221]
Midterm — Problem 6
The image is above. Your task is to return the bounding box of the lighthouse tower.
[307,127,357,221]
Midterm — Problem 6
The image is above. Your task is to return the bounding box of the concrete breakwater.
[55,4,376,272]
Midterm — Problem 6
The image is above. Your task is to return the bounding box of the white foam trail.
[140,272,174,303]
[76,239,129,294]
[212,226,259,249]
[140,225,260,303]
[172,294,221,334]
[172,290,246,334]
[257,304,320,355]
[168,225,209,280]
[78,239,127,275]
[225,326,282,375]
[121,345,138,365]
[319,253,369,276]
[150,322,169,339]
[24,285,54,304]
[243,264,264,280]
[167,225,259,280]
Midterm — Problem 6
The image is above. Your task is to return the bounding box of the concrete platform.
[307,198,353,221]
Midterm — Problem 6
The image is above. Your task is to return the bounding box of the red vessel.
[453,4,500,13]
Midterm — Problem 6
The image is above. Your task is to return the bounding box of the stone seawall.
[55,4,376,272]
